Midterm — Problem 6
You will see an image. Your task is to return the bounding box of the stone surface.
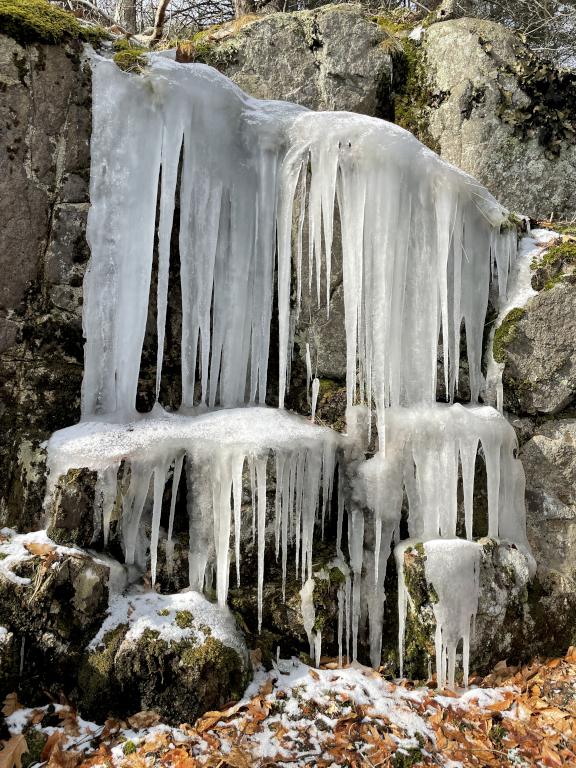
[498,281,576,415]
[0,532,109,701]
[79,592,250,724]
[0,34,91,529]
[202,5,393,116]
[522,421,576,590]
[47,468,99,546]
[422,18,576,220]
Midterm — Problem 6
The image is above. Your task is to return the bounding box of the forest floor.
[2,648,576,768]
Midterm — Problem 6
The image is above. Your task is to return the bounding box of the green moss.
[553,223,576,237]
[493,307,525,364]
[541,241,576,266]
[373,14,411,35]
[393,40,440,151]
[113,47,148,74]
[21,729,44,768]
[174,609,194,629]
[392,747,424,767]
[0,0,107,46]
[78,624,128,714]
[122,740,136,755]
[157,608,170,617]
[0,552,7,560]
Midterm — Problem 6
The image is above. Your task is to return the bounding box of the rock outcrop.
[422,18,576,220]
[1,4,576,708]
[0,530,109,700]
[187,5,393,116]
[0,34,91,530]
[79,591,250,724]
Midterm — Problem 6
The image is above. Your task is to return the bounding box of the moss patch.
[493,307,525,364]
[112,39,148,73]
[392,39,442,151]
[174,610,194,629]
[538,241,576,267]
[0,0,107,46]
[78,624,128,716]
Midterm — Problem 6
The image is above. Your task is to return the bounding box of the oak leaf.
[0,735,28,768]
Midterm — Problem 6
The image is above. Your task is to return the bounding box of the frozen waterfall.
[45,50,532,689]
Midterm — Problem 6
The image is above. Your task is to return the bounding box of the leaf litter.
[1,649,576,767]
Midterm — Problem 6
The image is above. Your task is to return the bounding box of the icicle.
[256,455,268,633]
[311,377,320,423]
[305,343,312,403]
[300,577,322,667]
[150,460,169,585]
[423,539,481,689]
[165,454,184,573]
[347,506,364,661]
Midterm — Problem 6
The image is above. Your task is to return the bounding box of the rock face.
[521,420,576,654]
[0,530,109,700]
[197,5,393,116]
[422,18,576,220]
[0,34,91,529]
[1,6,576,707]
[79,591,250,724]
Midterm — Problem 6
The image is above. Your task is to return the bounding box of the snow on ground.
[5,656,548,768]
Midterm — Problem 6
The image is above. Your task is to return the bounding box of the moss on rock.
[78,624,128,718]
[493,307,525,363]
[112,40,148,73]
[0,0,107,46]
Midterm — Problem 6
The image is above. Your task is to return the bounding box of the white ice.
[45,49,533,687]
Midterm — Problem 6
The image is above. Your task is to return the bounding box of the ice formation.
[45,50,533,687]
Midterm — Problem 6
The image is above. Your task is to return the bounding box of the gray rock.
[207,5,393,115]
[422,18,576,220]
[522,420,576,578]
[0,34,91,528]
[0,531,109,699]
[499,282,576,415]
[397,539,535,680]
[79,591,250,724]
[47,468,99,547]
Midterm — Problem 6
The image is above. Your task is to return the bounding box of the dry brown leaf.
[0,735,28,768]
[1,694,20,718]
[41,732,67,762]
[25,541,56,557]
[126,710,161,729]
[260,677,273,695]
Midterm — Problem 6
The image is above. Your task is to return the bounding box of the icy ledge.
[47,407,342,632]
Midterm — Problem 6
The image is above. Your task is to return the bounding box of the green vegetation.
[540,241,576,267]
[123,740,137,755]
[493,307,525,363]
[112,38,148,73]
[393,39,440,151]
[175,609,194,629]
[0,0,107,46]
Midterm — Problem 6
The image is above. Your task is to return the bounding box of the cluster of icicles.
[46,51,532,690]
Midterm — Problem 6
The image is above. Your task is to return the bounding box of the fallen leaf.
[0,735,28,768]
[127,710,161,729]
[25,542,56,557]
[1,694,20,717]
[41,732,67,762]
